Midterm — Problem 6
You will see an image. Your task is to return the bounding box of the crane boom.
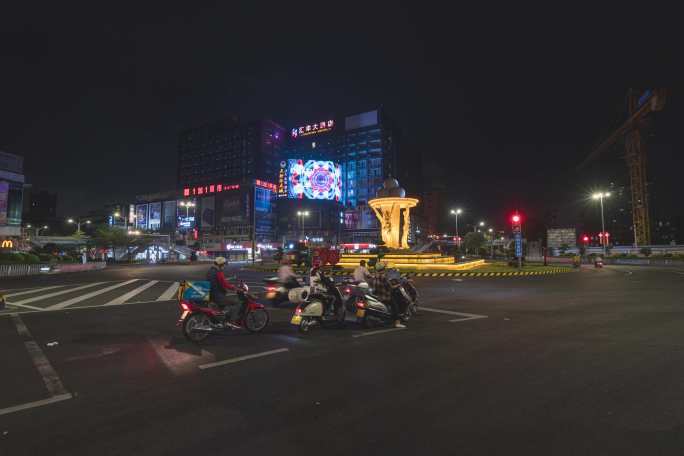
[580,88,667,246]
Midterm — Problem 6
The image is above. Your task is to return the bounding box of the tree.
[92,225,130,260]
[463,232,486,256]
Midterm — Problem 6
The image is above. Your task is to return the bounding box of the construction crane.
[580,88,667,247]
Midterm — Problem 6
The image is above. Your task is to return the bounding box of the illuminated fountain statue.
[369,178,419,249]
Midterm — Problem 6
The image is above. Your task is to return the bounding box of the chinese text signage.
[291,120,334,139]
[183,183,240,197]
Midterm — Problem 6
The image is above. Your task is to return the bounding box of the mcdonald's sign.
[1,239,13,249]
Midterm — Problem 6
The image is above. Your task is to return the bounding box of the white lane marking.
[0,296,176,316]
[25,340,69,396]
[46,280,138,310]
[5,301,45,311]
[4,285,69,298]
[674,272,684,275]
[420,306,488,323]
[104,280,159,306]
[11,313,32,337]
[198,348,289,370]
[0,393,72,417]
[156,281,179,301]
[352,327,406,338]
[9,282,105,306]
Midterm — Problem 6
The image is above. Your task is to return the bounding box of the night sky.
[1,3,681,237]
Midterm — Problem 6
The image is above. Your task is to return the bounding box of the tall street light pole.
[67,217,91,234]
[297,210,309,240]
[592,192,611,257]
[450,209,462,247]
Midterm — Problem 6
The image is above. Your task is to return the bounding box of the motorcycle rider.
[371,262,406,329]
[206,257,241,328]
[353,259,373,284]
[277,258,300,290]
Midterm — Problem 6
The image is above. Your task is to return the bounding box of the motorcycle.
[263,276,305,307]
[343,269,419,318]
[177,280,270,342]
[345,277,413,328]
[594,259,604,268]
[290,270,346,334]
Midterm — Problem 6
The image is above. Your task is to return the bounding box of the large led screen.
[285,159,342,201]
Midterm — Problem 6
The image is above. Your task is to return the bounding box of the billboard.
[281,159,342,201]
[149,202,161,230]
[136,204,148,229]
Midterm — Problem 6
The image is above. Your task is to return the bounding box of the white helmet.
[214,256,227,266]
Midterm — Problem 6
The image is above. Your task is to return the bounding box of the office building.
[177,118,285,189]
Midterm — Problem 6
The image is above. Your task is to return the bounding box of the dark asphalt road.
[1,264,684,455]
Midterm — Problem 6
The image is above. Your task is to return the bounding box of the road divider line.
[25,340,69,396]
[4,314,73,416]
[0,393,73,417]
[157,281,180,301]
[352,327,406,338]
[198,348,289,370]
[46,279,138,310]
[104,280,159,306]
[4,285,70,298]
[420,306,488,323]
[11,313,32,337]
[9,282,105,306]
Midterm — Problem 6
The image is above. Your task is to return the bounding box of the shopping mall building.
[0,151,25,249]
[132,108,402,258]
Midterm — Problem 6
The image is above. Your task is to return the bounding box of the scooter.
[263,276,305,307]
[290,270,345,334]
[594,259,604,268]
[177,280,270,342]
[346,279,413,328]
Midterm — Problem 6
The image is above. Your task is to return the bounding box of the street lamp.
[296,210,310,239]
[488,228,494,258]
[67,217,91,233]
[179,201,196,218]
[592,192,611,256]
[450,209,462,246]
[474,220,485,232]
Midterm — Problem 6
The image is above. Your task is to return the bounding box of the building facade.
[177,118,285,189]
[0,151,25,240]
[281,108,400,242]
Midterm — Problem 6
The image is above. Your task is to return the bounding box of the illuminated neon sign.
[183,183,240,197]
[291,120,334,139]
[254,179,277,192]
[1,239,13,249]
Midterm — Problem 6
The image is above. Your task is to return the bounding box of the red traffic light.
[511,214,522,224]
[582,235,589,243]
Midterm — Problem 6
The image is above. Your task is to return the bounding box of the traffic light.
[582,235,589,244]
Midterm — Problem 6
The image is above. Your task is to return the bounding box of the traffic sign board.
[514,232,523,257]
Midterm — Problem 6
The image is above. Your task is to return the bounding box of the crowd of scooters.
[264,259,419,333]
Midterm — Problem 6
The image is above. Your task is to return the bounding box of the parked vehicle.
[290,269,345,333]
[177,280,270,342]
[344,274,414,328]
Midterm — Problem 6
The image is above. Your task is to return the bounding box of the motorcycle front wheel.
[183,313,210,343]
[244,308,270,333]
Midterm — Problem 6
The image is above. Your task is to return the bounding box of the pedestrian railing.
[0,263,48,277]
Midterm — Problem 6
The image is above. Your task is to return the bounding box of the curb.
[243,267,574,278]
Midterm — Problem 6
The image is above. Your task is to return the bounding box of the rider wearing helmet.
[207,257,240,327]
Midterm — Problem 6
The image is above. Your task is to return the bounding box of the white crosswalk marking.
[104,280,159,306]
[4,285,69,298]
[46,280,138,310]
[9,282,105,306]
[156,282,180,301]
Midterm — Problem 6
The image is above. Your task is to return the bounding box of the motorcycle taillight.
[356,300,366,309]
[181,302,190,311]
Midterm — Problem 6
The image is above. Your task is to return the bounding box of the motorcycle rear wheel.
[183,313,210,343]
[244,308,270,333]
